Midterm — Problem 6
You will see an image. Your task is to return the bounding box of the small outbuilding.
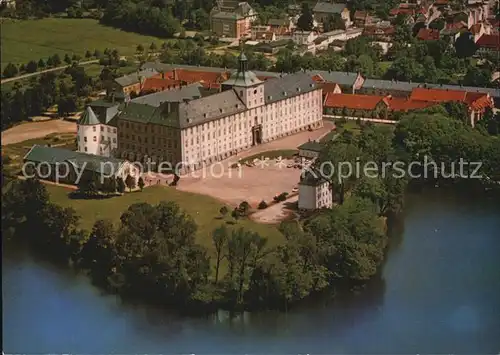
[297,140,323,159]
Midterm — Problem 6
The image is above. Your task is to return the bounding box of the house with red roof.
[141,78,183,94]
[323,93,388,118]
[363,25,396,41]
[409,87,494,126]
[469,23,487,42]
[417,28,441,41]
[476,34,500,55]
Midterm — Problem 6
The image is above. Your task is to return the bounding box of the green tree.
[463,66,492,87]
[212,225,228,283]
[297,3,314,31]
[116,176,126,193]
[38,58,46,69]
[125,174,135,192]
[52,54,62,66]
[85,50,92,58]
[78,219,117,283]
[2,63,18,78]
[316,141,363,204]
[136,44,144,53]
[26,60,38,73]
[238,201,251,216]
[454,32,477,58]
[149,42,157,52]
[137,176,145,191]
[64,54,72,64]
[219,206,229,218]
[226,228,267,305]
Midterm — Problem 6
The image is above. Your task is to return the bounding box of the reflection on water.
[3,190,500,354]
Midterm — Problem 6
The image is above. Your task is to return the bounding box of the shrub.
[2,155,12,165]
[274,192,289,202]
[219,206,229,216]
[238,201,250,215]
[258,200,268,209]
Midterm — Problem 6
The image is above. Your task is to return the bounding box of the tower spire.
[238,38,247,73]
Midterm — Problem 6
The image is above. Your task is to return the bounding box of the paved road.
[1,59,99,84]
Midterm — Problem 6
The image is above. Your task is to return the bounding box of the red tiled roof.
[409,88,493,111]
[202,82,221,89]
[354,10,367,20]
[324,93,385,110]
[255,31,275,40]
[167,69,231,84]
[410,87,467,102]
[320,82,341,94]
[312,74,325,83]
[417,28,441,40]
[383,97,437,111]
[364,26,396,36]
[476,34,500,50]
[446,21,467,30]
[469,23,483,34]
[142,77,182,91]
[434,0,448,5]
[465,92,494,111]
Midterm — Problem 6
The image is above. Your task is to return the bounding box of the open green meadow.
[45,184,285,254]
[1,18,167,68]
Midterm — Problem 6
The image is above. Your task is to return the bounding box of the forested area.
[1,51,127,130]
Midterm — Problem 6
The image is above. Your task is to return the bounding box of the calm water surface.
[3,191,500,354]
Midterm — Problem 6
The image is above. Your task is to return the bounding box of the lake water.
[3,190,500,354]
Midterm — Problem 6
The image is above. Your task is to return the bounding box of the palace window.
[93,126,96,132]
[93,136,97,142]
[84,137,87,142]
[101,126,104,131]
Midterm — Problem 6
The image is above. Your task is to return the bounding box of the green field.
[1,18,167,68]
[45,184,285,254]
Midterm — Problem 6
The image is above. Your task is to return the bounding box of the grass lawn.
[337,120,362,135]
[1,18,168,68]
[45,184,285,254]
[238,149,298,164]
[320,129,338,143]
[379,61,392,75]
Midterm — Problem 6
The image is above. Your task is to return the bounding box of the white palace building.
[77,53,325,172]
